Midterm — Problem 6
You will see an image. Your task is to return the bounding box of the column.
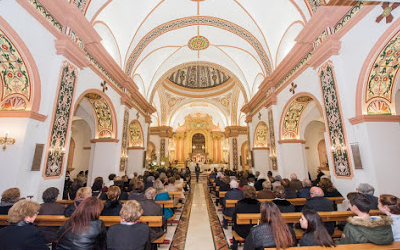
[89,139,120,185]
[277,140,308,180]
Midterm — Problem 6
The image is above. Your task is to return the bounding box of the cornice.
[55,34,90,69]
[245,2,376,114]
[278,139,306,144]
[0,110,47,122]
[349,115,400,125]
[252,147,270,150]
[16,0,153,115]
[90,138,119,143]
[150,126,173,138]
[224,126,248,137]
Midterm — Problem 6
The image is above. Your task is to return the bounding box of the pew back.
[0,215,162,227]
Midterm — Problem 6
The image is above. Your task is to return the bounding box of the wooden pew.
[225,197,345,208]
[236,210,382,225]
[0,214,162,227]
[0,215,166,244]
[234,210,383,241]
[265,242,400,250]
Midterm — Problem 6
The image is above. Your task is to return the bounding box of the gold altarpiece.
[170,113,225,164]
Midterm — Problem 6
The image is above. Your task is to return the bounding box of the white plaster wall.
[252,149,270,175]
[0,1,67,201]
[279,143,308,180]
[127,149,145,175]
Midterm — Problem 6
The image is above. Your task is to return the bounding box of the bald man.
[304,187,335,235]
[289,173,302,191]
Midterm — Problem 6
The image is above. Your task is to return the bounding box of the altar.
[189,152,208,164]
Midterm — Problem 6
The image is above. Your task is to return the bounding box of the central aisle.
[185,181,215,249]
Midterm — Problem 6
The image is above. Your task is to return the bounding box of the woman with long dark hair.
[244,202,296,250]
[56,197,106,250]
[299,209,335,247]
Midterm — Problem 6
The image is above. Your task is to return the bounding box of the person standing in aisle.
[195,163,201,182]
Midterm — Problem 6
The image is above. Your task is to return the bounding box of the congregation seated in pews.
[208,169,400,250]
[0,167,191,250]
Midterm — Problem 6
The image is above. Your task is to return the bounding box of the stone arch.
[356,17,400,116]
[279,92,323,141]
[0,16,41,113]
[129,119,144,147]
[74,89,118,139]
[253,121,268,148]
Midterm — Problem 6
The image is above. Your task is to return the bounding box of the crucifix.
[101,80,108,92]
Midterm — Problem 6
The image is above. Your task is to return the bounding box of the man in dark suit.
[304,187,335,235]
[195,163,201,182]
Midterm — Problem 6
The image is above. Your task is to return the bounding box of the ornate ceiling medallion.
[188,36,209,51]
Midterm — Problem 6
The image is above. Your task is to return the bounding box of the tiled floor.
[158,177,242,250]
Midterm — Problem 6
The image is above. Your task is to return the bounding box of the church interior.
[1,0,400,249]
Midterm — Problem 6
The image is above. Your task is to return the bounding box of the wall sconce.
[331,143,346,155]
[201,145,205,150]
[49,146,66,156]
[0,133,16,150]
[121,152,128,160]
[192,145,196,150]
[269,150,277,160]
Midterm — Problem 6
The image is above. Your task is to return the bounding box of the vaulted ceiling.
[83,0,313,127]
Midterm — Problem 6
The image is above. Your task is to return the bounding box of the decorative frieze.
[44,62,77,177]
[160,138,166,158]
[318,61,352,178]
[268,108,278,171]
[120,109,129,172]
[232,138,238,170]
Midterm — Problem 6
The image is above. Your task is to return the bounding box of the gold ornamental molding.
[150,126,173,138]
[224,126,248,137]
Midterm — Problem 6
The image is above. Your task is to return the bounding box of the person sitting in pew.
[340,192,393,245]
[304,187,335,235]
[231,186,261,250]
[0,200,49,250]
[289,173,303,192]
[357,183,378,210]
[57,197,106,250]
[281,179,297,199]
[140,187,166,248]
[38,187,65,243]
[153,180,173,220]
[222,180,242,229]
[0,188,20,215]
[107,200,150,250]
[299,208,335,247]
[244,202,296,250]
[378,194,400,241]
[297,179,312,199]
[101,186,123,216]
[256,181,274,199]
[272,186,295,213]
[319,178,342,211]
[64,187,92,217]
[128,181,145,201]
